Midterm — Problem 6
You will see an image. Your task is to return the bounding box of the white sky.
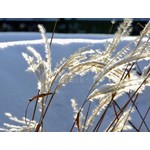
[0,0,149,18]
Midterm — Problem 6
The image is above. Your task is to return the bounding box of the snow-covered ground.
[0,32,149,131]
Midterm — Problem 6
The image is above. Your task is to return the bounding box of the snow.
[0,32,149,131]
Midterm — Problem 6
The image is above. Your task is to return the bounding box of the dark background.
[0,18,149,35]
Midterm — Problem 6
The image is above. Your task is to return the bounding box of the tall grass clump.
[0,18,150,132]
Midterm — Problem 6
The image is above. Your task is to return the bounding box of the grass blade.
[138,107,150,131]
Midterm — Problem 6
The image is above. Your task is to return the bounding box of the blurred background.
[0,18,149,35]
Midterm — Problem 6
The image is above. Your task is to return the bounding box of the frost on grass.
[71,19,150,131]
[1,19,150,132]
[107,108,133,132]
[0,113,40,132]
